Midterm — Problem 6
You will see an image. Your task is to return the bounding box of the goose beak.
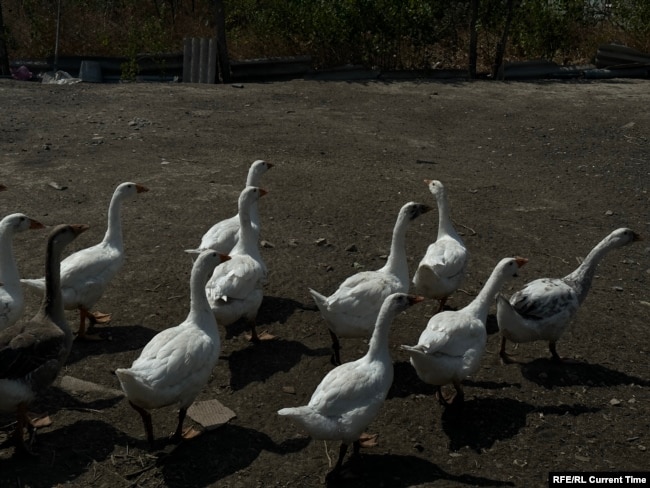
[266,162,274,169]
[408,295,426,305]
[259,188,269,197]
[424,179,433,185]
[515,256,529,268]
[219,253,231,262]
[136,184,149,193]
[632,232,642,242]
[30,219,45,230]
[71,224,90,236]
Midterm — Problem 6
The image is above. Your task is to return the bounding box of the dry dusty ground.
[0,77,648,487]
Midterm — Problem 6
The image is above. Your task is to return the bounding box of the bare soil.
[0,77,648,488]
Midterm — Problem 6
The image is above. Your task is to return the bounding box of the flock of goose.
[0,161,641,479]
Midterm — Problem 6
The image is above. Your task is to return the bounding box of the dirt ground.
[0,76,648,488]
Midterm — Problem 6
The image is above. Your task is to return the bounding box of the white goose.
[186,160,273,255]
[116,250,230,446]
[206,186,269,342]
[497,228,642,363]
[403,256,527,406]
[0,224,89,455]
[278,293,423,478]
[413,179,469,313]
[22,182,148,339]
[0,213,45,331]
[310,201,431,364]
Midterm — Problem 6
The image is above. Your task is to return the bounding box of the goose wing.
[510,278,578,320]
[0,321,64,380]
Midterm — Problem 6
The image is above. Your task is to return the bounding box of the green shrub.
[2,0,649,72]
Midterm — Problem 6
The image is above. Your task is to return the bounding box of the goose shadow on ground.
[388,360,436,399]
[439,397,600,452]
[0,381,126,433]
[325,453,515,487]
[158,424,311,488]
[0,419,131,485]
[518,358,650,389]
[389,361,522,400]
[222,295,316,339]
[225,339,330,391]
[65,323,158,365]
[258,295,316,326]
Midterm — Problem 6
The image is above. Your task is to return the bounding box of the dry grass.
[3,0,648,71]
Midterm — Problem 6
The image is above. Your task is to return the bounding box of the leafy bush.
[2,0,649,73]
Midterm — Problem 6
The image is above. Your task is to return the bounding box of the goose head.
[424,179,447,200]
[0,213,45,234]
[384,293,426,315]
[400,201,432,222]
[114,182,149,200]
[51,223,90,248]
[239,186,268,214]
[196,250,231,280]
[247,160,274,186]
[606,228,642,248]
[497,256,528,278]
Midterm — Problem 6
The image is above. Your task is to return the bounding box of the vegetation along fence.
[1,0,648,80]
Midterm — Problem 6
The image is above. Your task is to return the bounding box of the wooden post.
[199,37,209,83]
[214,0,230,83]
[183,38,192,82]
[191,37,200,83]
[0,1,10,76]
[468,0,479,79]
[208,38,217,84]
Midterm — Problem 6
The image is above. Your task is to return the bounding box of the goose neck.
[43,238,68,330]
[563,238,615,304]
[366,309,393,361]
[237,205,260,256]
[187,263,216,327]
[249,200,260,232]
[436,194,460,240]
[103,193,124,245]
[464,266,511,323]
[384,214,409,283]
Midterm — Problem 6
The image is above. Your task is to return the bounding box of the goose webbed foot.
[245,320,276,343]
[357,432,379,448]
[549,341,581,363]
[90,311,112,324]
[436,383,465,409]
[76,308,112,341]
[499,337,521,364]
[169,407,203,443]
